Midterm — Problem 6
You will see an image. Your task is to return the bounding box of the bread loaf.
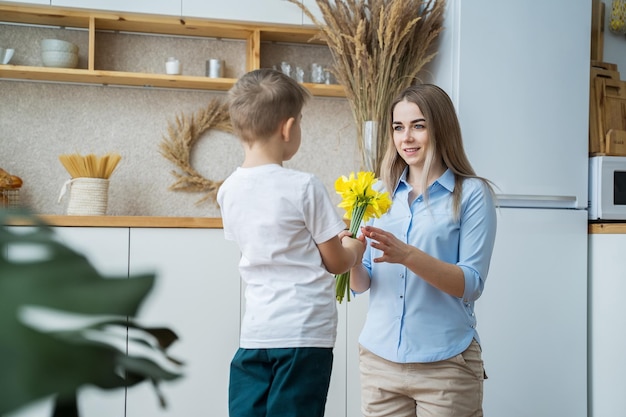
[0,168,23,188]
[10,175,22,188]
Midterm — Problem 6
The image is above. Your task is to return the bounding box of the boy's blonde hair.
[228,68,311,144]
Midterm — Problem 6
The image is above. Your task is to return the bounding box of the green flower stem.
[335,203,367,303]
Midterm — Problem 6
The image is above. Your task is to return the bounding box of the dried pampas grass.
[288,0,446,173]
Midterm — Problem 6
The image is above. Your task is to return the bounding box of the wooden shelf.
[8,214,224,228]
[0,64,346,96]
[0,65,235,91]
[589,222,626,234]
[0,1,345,97]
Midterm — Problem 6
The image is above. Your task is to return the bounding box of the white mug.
[0,48,14,65]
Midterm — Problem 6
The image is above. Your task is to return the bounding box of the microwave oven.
[589,155,626,220]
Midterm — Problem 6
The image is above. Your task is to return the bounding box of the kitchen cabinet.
[182,0,303,25]
[5,226,129,417]
[125,228,241,417]
[4,224,242,417]
[322,299,346,417]
[54,227,130,417]
[588,223,626,417]
[0,2,344,97]
[345,291,369,417]
[51,0,180,16]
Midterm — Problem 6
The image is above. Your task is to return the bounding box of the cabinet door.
[51,0,181,16]
[126,228,240,417]
[345,292,369,417]
[325,300,347,417]
[588,233,626,417]
[55,227,130,417]
[182,0,303,25]
[5,227,129,417]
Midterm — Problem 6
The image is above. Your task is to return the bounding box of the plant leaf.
[0,210,183,414]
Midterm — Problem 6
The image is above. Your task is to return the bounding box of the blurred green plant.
[0,209,184,416]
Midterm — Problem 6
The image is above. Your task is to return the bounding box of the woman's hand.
[362,225,412,265]
[362,225,466,297]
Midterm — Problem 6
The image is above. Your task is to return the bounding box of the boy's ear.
[281,117,295,142]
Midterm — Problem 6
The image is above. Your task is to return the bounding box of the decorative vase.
[362,120,378,173]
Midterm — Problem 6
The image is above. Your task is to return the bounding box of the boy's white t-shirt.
[217,164,346,348]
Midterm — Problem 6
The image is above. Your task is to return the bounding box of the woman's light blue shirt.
[359,168,497,363]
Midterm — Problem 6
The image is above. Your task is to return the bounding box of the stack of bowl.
[41,39,79,68]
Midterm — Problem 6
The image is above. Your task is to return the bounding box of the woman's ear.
[281,117,295,142]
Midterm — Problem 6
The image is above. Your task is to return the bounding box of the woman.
[350,84,497,417]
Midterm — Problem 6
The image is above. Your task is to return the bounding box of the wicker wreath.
[159,98,233,205]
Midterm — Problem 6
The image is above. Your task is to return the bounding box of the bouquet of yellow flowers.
[335,171,392,303]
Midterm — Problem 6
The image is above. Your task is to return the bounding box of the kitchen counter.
[589,222,626,234]
[7,215,224,228]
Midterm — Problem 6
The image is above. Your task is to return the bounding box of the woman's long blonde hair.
[380,84,494,219]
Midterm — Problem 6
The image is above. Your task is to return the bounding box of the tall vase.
[362,120,378,173]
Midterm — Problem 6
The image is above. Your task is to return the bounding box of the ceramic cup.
[165,57,181,75]
[0,47,15,65]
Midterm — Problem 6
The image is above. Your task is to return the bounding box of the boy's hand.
[338,229,352,241]
[341,234,365,267]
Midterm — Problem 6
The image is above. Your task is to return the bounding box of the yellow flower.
[334,171,392,303]
[335,171,391,222]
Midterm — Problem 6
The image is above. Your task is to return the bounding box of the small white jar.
[206,58,224,78]
[165,57,181,75]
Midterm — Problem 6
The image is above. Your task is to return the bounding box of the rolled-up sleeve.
[458,182,497,301]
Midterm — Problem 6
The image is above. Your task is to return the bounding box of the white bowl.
[41,51,78,68]
[41,39,78,53]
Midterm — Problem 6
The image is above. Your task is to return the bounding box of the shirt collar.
[395,167,455,195]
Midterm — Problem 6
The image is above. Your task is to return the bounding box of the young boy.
[217,68,364,417]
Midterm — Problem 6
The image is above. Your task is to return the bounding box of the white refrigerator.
[427,1,590,415]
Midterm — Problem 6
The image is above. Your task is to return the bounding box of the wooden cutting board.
[606,129,626,155]
[590,62,626,155]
